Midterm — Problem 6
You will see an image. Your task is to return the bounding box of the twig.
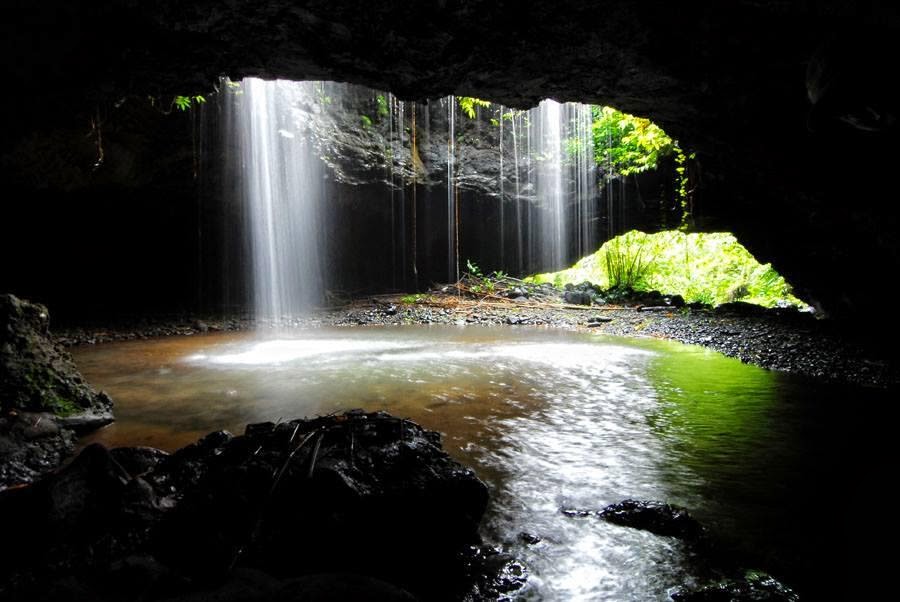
[306,431,324,479]
[231,426,322,571]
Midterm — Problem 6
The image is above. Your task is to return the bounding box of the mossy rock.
[1,294,113,423]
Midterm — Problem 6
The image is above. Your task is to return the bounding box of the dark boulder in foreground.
[599,499,705,540]
[1,294,114,488]
[0,411,496,601]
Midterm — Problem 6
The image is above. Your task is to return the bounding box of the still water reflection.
[73,326,848,599]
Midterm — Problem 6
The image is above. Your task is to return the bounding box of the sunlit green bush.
[528,230,807,308]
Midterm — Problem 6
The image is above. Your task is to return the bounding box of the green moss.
[47,395,79,417]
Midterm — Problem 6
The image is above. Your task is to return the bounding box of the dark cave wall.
[2,0,899,323]
[0,100,207,324]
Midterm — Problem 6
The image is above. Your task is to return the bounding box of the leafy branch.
[458,97,491,119]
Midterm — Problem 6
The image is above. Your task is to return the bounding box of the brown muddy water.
[71,325,870,600]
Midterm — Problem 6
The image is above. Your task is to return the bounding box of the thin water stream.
[72,326,857,599]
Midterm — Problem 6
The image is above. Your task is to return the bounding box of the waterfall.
[570,103,597,258]
[498,105,505,267]
[217,78,617,311]
[512,113,524,274]
[447,96,458,282]
[535,100,565,270]
[228,78,326,323]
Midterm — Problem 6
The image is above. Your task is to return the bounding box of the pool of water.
[72,325,867,599]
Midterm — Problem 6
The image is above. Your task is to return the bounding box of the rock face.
[0,294,113,422]
[0,411,492,601]
[1,294,113,487]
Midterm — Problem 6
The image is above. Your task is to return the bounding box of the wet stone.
[599,499,704,540]
[671,570,799,602]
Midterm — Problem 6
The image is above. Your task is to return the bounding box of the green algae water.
[72,326,872,599]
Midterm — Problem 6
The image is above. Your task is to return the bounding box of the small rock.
[111,446,170,477]
[599,499,703,539]
[518,531,542,545]
[671,570,799,601]
[563,290,592,306]
[19,412,61,440]
[561,507,594,517]
[586,316,613,325]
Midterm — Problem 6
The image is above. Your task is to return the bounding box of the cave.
[1,1,898,600]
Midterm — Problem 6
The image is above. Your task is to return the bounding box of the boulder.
[152,411,489,594]
[0,411,76,487]
[598,499,704,540]
[563,290,593,305]
[1,294,113,424]
[0,294,114,488]
[0,411,493,601]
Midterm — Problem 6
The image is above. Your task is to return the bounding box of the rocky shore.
[56,288,900,389]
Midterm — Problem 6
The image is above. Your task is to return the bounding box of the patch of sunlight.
[527,230,808,308]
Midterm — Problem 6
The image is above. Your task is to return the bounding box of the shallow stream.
[72,325,862,599]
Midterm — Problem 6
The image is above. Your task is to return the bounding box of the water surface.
[73,325,857,599]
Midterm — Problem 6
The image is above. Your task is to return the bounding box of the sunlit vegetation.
[528,230,808,308]
[590,106,675,176]
[457,96,492,119]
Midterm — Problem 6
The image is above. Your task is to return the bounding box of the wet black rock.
[111,446,171,478]
[714,302,772,317]
[0,411,492,601]
[157,569,417,602]
[459,545,528,600]
[598,499,704,540]
[586,316,614,326]
[561,507,594,518]
[0,411,77,487]
[671,570,799,602]
[1,294,115,488]
[518,531,542,545]
[563,290,593,305]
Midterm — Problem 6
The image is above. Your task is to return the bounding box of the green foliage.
[174,95,206,111]
[603,235,653,289]
[591,106,675,176]
[376,94,389,118]
[528,230,807,308]
[401,293,427,304]
[360,115,373,129]
[458,97,491,119]
[675,148,696,230]
[461,261,514,296]
[314,82,332,105]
